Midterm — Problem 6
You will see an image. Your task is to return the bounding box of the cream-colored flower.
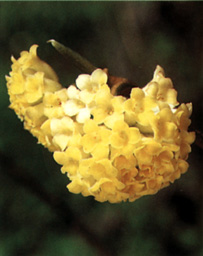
[92,85,125,128]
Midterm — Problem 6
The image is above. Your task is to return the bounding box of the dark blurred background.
[0,2,202,256]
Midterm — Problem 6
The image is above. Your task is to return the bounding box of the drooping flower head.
[6,45,195,203]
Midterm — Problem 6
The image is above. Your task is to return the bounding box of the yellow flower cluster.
[6,45,195,203]
[6,45,62,151]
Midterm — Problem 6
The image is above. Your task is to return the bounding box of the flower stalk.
[48,39,97,74]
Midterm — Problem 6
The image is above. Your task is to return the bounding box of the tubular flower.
[6,45,195,203]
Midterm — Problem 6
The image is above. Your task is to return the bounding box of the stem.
[48,39,97,74]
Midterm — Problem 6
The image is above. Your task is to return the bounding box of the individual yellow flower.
[134,139,162,167]
[81,119,111,160]
[110,120,141,156]
[92,85,125,128]
[146,65,179,107]
[62,71,108,124]
[66,85,80,99]
[123,88,145,126]
[149,108,179,142]
[94,179,128,203]
[63,99,85,116]
[63,85,94,123]
[76,68,108,92]
[43,89,68,119]
[124,87,158,130]
[50,117,75,151]
[114,154,138,172]
[24,103,46,128]
[54,146,82,175]
[175,103,193,130]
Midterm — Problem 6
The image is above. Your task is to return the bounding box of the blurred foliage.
[0,2,202,256]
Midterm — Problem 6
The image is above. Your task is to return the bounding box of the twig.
[48,39,97,74]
